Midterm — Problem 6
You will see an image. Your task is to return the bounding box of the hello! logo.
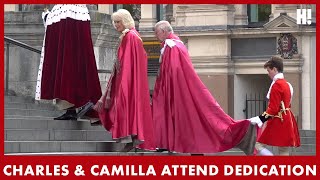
[296,9,312,25]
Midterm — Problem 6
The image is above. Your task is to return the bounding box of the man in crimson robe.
[152,20,256,155]
[250,56,300,155]
[93,9,156,152]
[36,4,101,122]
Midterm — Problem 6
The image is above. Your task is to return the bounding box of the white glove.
[249,116,263,128]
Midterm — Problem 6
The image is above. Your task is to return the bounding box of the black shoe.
[54,110,77,120]
[156,148,168,152]
[77,102,94,119]
[191,154,204,156]
[90,120,101,126]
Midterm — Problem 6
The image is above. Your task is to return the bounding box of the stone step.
[5,96,35,104]
[262,144,315,155]
[4,128,315,146]
[6,119,314,142]
[4,116,316,136]
[5,118,104,130]
[299,137,316,144]
[5,115,58,120]
[5,129,112,141]
[5,102,57,111]
[293,144,316,152]
[299,130,316,137]
[5,108,62,117]
[290,152,316,156]
[5,141,124,153]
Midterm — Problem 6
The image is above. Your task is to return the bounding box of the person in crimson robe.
[35,4,101,122]
[93,9,156,152]
[152,20,256,155]
[250,56,300,155]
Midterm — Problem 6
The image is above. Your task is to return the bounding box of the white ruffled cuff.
[249,116,263,128]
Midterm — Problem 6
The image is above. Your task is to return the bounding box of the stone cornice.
[139,24,315,38]
[264,13,298,29]
[190,55,303,75]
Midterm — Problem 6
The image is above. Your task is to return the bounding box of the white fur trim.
[45,4,90,27]
[35,33,46,100]
[165,39,176,48]
[159,39,184,63]
[266,73,293,102]
[266,73,283,99]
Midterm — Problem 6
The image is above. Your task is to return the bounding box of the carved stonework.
[277,33,298,59]
[132,4,141,22]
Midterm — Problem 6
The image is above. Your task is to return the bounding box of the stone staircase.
[5,95,124,155]
[4,95,316,156]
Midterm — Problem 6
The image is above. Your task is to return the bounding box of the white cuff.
[249,116,263,128]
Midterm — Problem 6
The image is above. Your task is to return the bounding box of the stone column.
[97,4,111,14]
[301,34,314,130]
[234,4,248,25]
[86,4,98,11]
[139,4,157,28]
[4,4,18,12]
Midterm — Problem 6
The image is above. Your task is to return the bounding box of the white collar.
[273,73,284,81]
[266,73,293,101]
[266,73,283,100]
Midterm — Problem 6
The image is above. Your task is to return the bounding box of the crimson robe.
[38,5,101,118]
[99,28,156,150]
[152,33,256,154]
[258,79,300,147]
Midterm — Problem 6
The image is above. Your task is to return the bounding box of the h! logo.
[296,9,312,25]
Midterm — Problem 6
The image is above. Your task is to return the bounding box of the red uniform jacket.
[258,79,300,147]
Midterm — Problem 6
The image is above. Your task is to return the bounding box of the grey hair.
[112,9,135,29]
[155,20,174,33]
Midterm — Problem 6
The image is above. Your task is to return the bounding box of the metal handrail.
[4,36,111,95]
[4,36,41,54]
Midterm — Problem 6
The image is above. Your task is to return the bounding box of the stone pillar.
[4,4,18,12]
[86,4,98,11]
[132,4,141,30]
[164,4,178,26]
[98,4,111,14]
[139,4,157,28]
[81,10,119,92]
[234,4,248,25]
[310,35,316,130]
[301,35,314,130]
